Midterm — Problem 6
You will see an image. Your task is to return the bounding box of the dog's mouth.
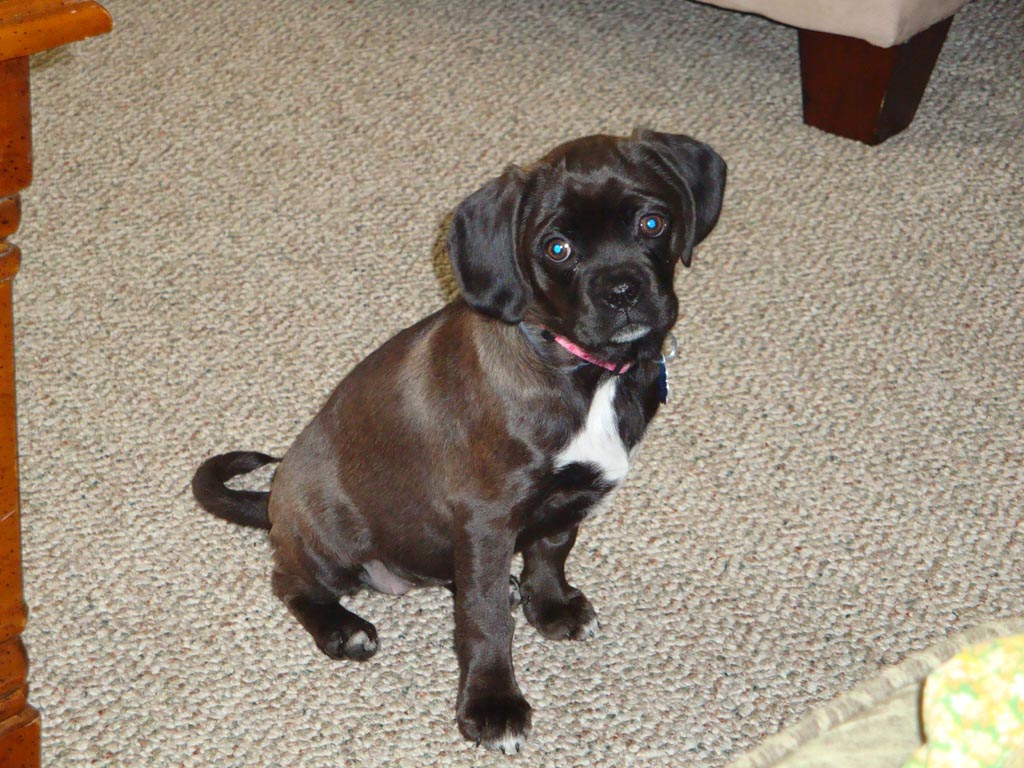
[608,324,652,344]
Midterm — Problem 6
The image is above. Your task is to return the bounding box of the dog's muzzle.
[586,267,671,345]
[602,273,643,312]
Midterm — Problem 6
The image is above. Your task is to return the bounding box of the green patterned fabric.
[903,636,1024,768]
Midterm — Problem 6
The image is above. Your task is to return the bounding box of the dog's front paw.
[458,692,533,755]
[523,590,599,641]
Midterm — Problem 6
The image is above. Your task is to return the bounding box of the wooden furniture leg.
[0,4,112,766]
[799,16,954,145]
[0,54,37,768]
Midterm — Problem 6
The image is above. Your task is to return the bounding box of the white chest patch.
[554,377,631,484]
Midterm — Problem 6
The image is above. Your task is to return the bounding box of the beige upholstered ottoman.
[694,0,971,144]
[729,617,1024,768]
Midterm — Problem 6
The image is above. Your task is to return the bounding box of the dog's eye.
[544,238,573,263]
[639,213,667,237]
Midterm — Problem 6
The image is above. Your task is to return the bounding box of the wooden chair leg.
[798,16,954,145]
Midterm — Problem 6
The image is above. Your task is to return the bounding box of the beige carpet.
[16,1,1022,766]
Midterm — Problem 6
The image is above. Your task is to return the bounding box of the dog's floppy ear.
[632,129,727,267]
[447,167,530,324]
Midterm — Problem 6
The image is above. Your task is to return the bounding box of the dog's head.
[447,129,726,364]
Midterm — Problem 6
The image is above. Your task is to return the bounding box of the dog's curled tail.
[192,451,280,530]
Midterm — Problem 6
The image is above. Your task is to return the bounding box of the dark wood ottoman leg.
[798,16,954,145]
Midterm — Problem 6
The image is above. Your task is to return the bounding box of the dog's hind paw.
[458,692,532,755]
[343,630,380,660]
[577,614,600,640]
[317,626,380,662]
[508,574,524,611]
[493,732,527,756]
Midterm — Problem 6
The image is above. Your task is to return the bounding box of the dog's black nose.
[603,277,642,311]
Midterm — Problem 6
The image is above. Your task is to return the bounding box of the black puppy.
[193,129,726,753]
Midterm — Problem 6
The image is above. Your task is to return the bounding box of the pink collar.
[549,333,632,374]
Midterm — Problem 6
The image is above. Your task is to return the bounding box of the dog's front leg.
[520,526,599,641]
[453,516,532,754]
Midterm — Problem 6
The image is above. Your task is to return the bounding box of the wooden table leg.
[0,56,38,768]
[0,6,112,765]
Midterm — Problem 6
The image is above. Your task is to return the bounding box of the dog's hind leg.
[272,568,379,661]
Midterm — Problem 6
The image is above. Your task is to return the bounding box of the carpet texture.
[16,1,1022,766]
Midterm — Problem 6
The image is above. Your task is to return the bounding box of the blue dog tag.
[657,332,677,404]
